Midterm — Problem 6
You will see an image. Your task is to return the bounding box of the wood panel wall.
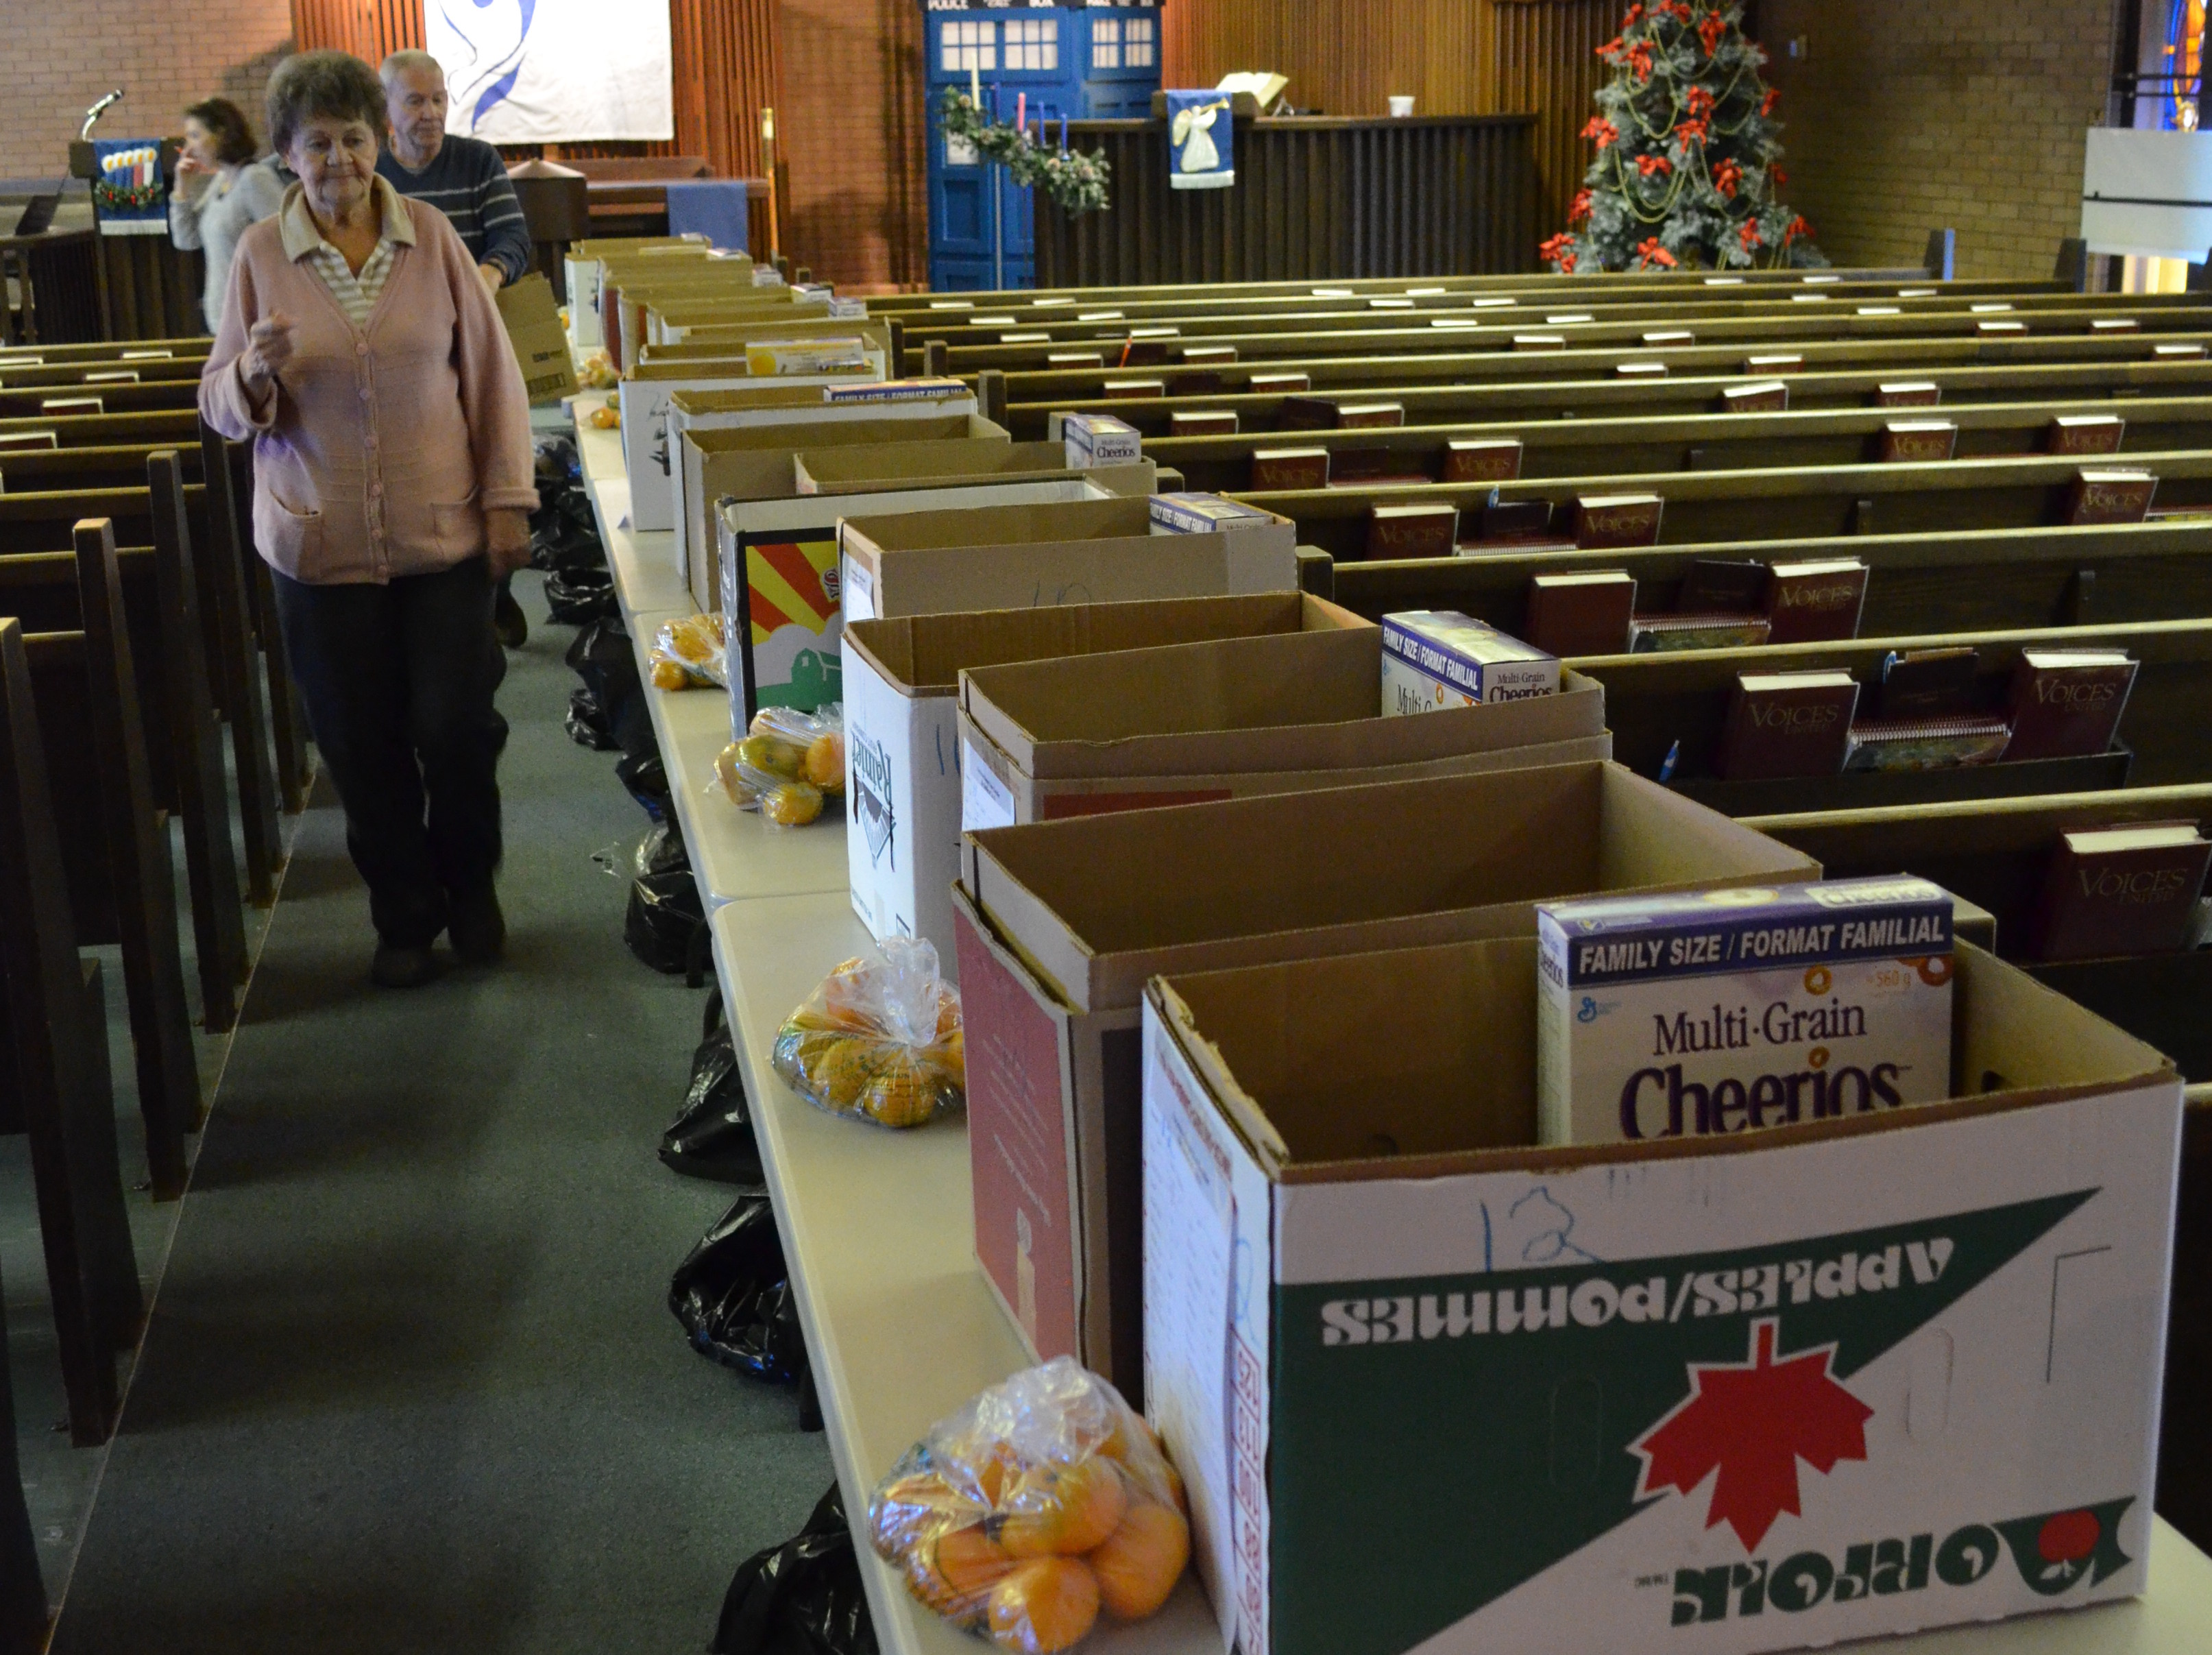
[1492,0,1616,248]
[287,0,783,180]
[1163,0,1624,258]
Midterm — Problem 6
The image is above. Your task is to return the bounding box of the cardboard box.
[838,495,1298,626]
[842,593,1363,974]
[494,273,580,406]
[1142,934,2180,1655]
[956,636,1607,828]
[953,762,1822,1397]
[718,473,1142,731]
[674,408,1003,607]
[563,237,709,347]
[620,341,894,531]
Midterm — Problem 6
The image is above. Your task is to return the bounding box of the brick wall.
[0,0,293,182]
[1758,0,2119,280]
[777,0,927,289]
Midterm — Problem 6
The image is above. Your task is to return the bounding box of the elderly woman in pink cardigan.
[202,50,535,989]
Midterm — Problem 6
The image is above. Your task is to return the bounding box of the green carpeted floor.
[49,573,830,1652]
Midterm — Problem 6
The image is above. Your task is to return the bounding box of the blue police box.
[923,1,1164,291]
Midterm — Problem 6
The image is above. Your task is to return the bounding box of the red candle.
[1016,92,1027,130]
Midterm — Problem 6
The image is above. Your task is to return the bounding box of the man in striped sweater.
[378,49,538,647]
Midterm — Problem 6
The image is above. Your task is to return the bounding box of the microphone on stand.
[80,89,125,141]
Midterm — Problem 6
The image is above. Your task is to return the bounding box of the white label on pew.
[1545,313,1593,324]
[1033,296,1074,307]
[42,398,101,413]
[1897,287,1938,298]
[1703,276,1744,285]
[1971,302,2014,313]
[84,370,138,383]
[1857,305,1901,315]
[971,315,1018,326]
[2093,318,2139,332]
[1802,273,1841,284]
[2154,342,2207,357]
[1978,319,2028,334]
[121,349,173,360]
[1791,293,1831,302]
[1369,298,1414,309]
[1617,361,1667,378]
[1001,332,1049,343]
[1311,287,1354,299]
[1430,318,1483,330]
[1078,310,1125,322]
[927,300,972,310]
[1642,330,1693,344]
[0,431,58,450]
[1469,297,1517,308]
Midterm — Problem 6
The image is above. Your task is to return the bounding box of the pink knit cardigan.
[200,182,537,586]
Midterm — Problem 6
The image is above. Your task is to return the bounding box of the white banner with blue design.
[1165,90,1234,191]
[425,0,674,145]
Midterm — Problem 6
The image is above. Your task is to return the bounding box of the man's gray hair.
[264,49,387,157]
[380,49,445,92]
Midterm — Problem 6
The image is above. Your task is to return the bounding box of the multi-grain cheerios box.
[1537,877,1956,1147]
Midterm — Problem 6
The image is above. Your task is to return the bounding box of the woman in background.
[168,97,285,332]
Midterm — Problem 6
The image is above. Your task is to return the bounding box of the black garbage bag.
[566,684,618,751]
[616,749,671,821]
[533,491,607,575]
[670,1192,803,1383]
[565,618,653,762]
[624,821,706,976]
[544,562,616,625]
[662,998,762,1183]
[710,1483,877,1655]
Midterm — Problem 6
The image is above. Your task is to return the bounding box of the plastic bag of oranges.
[770,937,963,1128]
[713,703,844,829]
[648,612,727,691]
[868,1357,1191,1653]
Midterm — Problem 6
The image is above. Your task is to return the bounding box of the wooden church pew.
[0,616,146,1447]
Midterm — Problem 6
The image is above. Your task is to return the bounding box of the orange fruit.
[922,1028,966,1089]
[988,1557,1099,1655]
[999,1458,1127,1558]
[1088,1499,1189,1621]
[938,1524,1015,1597]
[860,1063,939,1129]
[651,659,690,691]
[714,743,758,806]
[805,732,845,791]
[807,1039,884,1113]
[870,1471,962,1560]
[763,782,824,827]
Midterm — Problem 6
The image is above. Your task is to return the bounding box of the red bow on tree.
[1762,86,1781,115]
[1622,1,1644,24]
[1568,188,1594,224]
[1685,86,1716,119]
[1675,115,1710,145]
[1583,117,1621,149]
[1699,9,1727,55]
[1540,232,1579,273]
[1596,34,1624,60]
[1712,158,1742,198]
[1771,164,1789,187]
[1637,152,1673,178]
[1740,219,1764,252]
[1636,238,1679,269]
[1784,215,1814,245]
[1659,0,1695,21]
[1628,41,1656,79]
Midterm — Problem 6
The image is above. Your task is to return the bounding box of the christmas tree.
[1540,1,1825,274]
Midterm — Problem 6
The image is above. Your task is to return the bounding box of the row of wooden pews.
[0,330,316,1637]
[877,256,2212,1554]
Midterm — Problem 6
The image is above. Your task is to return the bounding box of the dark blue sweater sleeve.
[471,149,533,285]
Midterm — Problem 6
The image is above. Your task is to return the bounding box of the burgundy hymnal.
[2032,822,2212,962]
[1717,670,1860,780]
[1763,557,1869,645]
[1524,570,1636,657]
[2004,649,2139,761]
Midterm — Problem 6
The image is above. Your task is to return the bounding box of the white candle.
[970,64,980,108]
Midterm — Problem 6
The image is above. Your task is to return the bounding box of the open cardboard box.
[838,494,1299,626]
[842,592,1368,969]
[616,282,814,367]
[563,237,710,347]
[794,439,1100,496]
[950,760,1821,1397]
[956,631,1610,828]
[674,405,995,604]
[494,273,579,406]
[1144,934,2182,1655]
[716,470,1150,730]
[619,338,893,531]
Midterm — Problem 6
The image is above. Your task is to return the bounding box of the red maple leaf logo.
[1633,1319,1874,1551]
